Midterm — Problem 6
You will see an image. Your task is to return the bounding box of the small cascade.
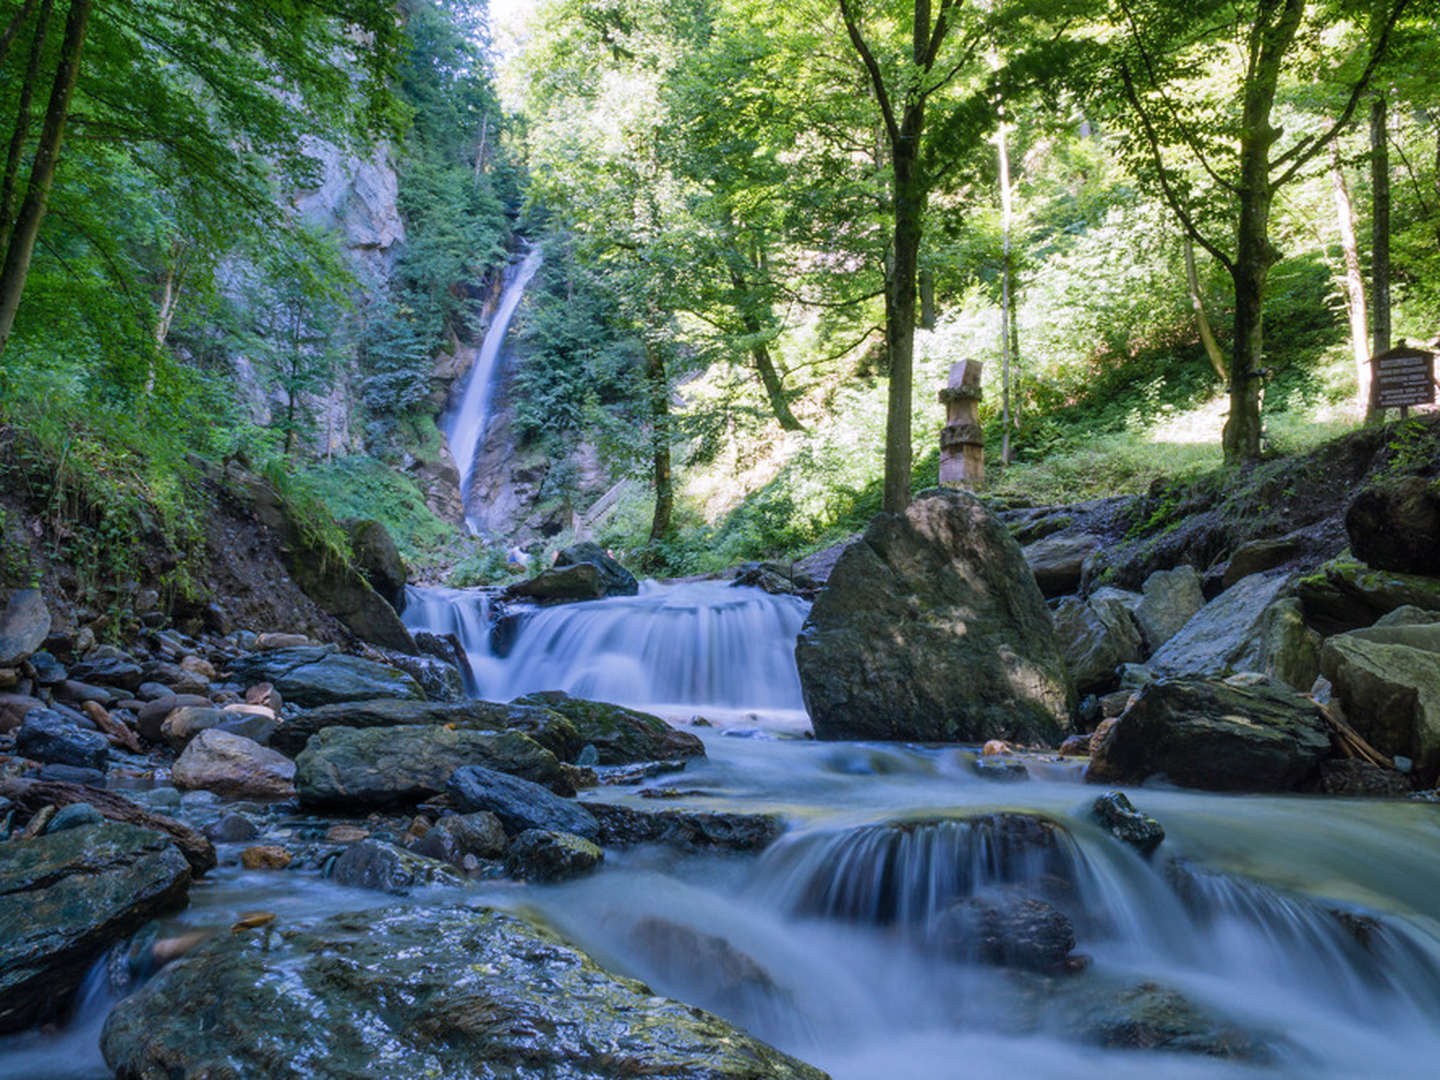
[442,245,543,528]
[404,580,809,721]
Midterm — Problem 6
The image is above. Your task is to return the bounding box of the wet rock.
[1052,593,1144,695]
[1319,759,1412,797]
[240,845,292,870]
[296,725,561,808]
[228,646,424,709]
[245,680,283,713]
[1022,532,1102,597]
[626,916,784,1018]
[1134,566,1204,652]
[927,893,1077,972]
[972,757,1029,782]
[1297,553,1440,633]
[1058,734,1090,756]
[158,705,227,750]
[330,838,464,893]
[172,729,297,800]
[508,562,610,603]
[1089,791,1164,856]
[798,490,1071,745]
[732,562,820,598]
[0,822,190,1033]
[204,813,260,844]
[1256,595,1323,692]
[0,590,50,668]
[47,802,104,832]
[26,651,65,685]
[69,646,144,691]
[1087,678,1331,792]
[272,697,579,760]
[0,692,43,734]
[410,810,508,863]
[35,763,105,786]
[555,541,640,596]
[135,693,211,743]
[1321,622,1440,780]
[1061,980,1272,1060]
[446,765,598,840]
[1148,571,1294,679]
[345,518,408,611]
[16,708,109,772]
[515,691,705,764]
[1345,475,1440,576]
[377,649,464,703]
[1222,534,1305,589]
[505,828,604,882]
[590,803,783,852]
[100,904,831,1080]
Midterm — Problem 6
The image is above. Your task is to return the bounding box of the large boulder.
[1087,678,1332,791]
[1255,596,1322,692]
[797,490,1071,744]
[508,562,609,603]
[446,764,599,840]
[100,905,830,1080]
[515,691,705,764]
[345,518,408,611]
[15,708,109,772]
[1,822,190,1033]
[1022,532,1102,597]
[0,589,49,667]
[1052,591,1144,695]
[555,541,640,596]
[1296,553,1440,633]
[1320,622,1440,781]
[296,726,561,808]
[1345,475,1440,576]
[1147,572,1293,679]
[171,729,296,801]
[228,646,425,709]
[273,697,581,760]
[1134,567,1204,653]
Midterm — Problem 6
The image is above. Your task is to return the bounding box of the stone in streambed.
[0,590,49,668]
[1022,532,1102,597]
[330,838,465,894]
[1147,571,1294,679]
[1345,474,1440,576]
[409,810,508,864]
[515,690,704,764]
[555,541,640,596]
[171,729,296,801]
[16,708,109,772]
[588,803,785,852]
[927,893,1077,973]
[0,822,190,1034]
[798,490,1071,745]
[1321,621,1440,781]
[135,693,211,743]
[1053,591,1144,696]
[100,905,831,1080]
[508,562,610,602]
[504,828,603,882]
[1089,791,1165,856]
[227,646,424,709]
[1134,567,1204,653]
[446,765,598,840]
[296,725,562,808]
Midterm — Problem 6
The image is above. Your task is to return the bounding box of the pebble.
[240,845,293,870]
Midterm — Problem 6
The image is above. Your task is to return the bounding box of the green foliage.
[301,454,458,569]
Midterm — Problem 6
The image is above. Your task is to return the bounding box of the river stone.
[1089,791,1164,856]
[1320,622,1440,781]
[410,810,508,864]
[1255,596,1323,692]
[0,692,44,734]
[171,729,297,800]
[160,705,274,751]
[446,765,598,840]
[15,708,109,772]
[589,803,785,851]
[1345,474,1440,576]
[330,838,465,894]
[1319,759,1412,797]
[1147,571,1293,679]
[296,726,561,808]
[1296,553,1440,633]
[1052,594,1144,696]
[272,697,580,759]
[1134,567,1204,652]
[1087,678,1331,792]
[0,590,49,668]
[1,822,190,1033]
[228,646,424,709]
[379,649,465,703]
[555,541,640,596]
[515,691,705,764]
[626,916,784,1019]
[345,518,408,611]
[927,893,1077,973]
[100,904,831,1080]
[1058,979,1272,1060]
[69,647,144,691]
[505,828,604,882]
[509,562,610,603]
[135,693,211,743]
[797,490,1071,744]
[1021,532,1102,597]
[1222,534,1305,589]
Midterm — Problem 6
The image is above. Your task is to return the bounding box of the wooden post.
[939,360,984,490]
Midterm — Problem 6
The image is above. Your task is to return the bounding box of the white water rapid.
[442,245,543,527]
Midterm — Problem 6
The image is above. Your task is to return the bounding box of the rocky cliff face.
[290,137,406,282]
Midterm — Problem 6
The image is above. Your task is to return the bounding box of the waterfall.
[403,580,809,723]
[442,245,543,528]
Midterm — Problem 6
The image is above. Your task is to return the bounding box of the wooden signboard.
[1370,343,1436,411]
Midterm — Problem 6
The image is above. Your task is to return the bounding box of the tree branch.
[837,0,900,148]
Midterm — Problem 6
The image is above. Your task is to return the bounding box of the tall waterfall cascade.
[442,245,543,531]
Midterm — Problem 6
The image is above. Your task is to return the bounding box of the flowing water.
[7,582,1440,1079]
[441,245,543,527]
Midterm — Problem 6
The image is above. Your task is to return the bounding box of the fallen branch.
[1319,703,1394,770]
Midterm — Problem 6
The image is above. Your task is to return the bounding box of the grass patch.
[301,455,460,571]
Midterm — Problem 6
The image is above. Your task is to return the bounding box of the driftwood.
[1319,703,1394,770]
[0,777,215,874]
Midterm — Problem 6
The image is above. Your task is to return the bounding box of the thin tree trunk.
[645,343,672,543]
[725,262,802,431]
[0,0,91,358]
[0,0,39,70]
[0,0,54,255]
[919,267,935,329]
[1184,236,1228,380]
[884,135,921,511]
[1329,143,1370,413]
[1370,93,1391,366]
[997,109,1013,464]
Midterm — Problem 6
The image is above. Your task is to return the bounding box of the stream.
[6,582,1440,1079]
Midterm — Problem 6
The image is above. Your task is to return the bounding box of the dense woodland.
[0,0,1437,593]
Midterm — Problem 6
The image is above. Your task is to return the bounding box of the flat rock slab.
[589,803,785,852]
[273,697,580,759]
[0,822,190,1033]
[101,905,830,1080]
[516,691,705,764]
[1148,572,1292,679]
[447,764,599,840]
[228,646,424,709]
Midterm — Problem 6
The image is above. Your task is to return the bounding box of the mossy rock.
[515,691,704,764]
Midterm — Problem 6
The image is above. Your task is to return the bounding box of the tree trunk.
[0,0,52,255]
[998,110,1014,465]
[0,0,39,70]
[0,0,90,358]
[1370,93,1391,364]
[883,128,922,513]
[725,261,802,431]
[1184,236,1228,380]
[919,267,935,329]
[1329,143,1370,413]
[645,343,672,543]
